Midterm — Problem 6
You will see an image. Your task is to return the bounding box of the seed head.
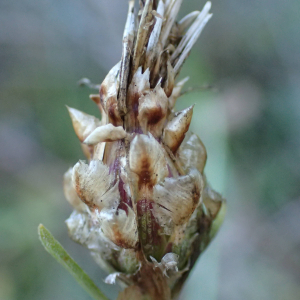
[64,1,225,299]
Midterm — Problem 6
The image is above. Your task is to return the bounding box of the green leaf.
[38,224,110,300]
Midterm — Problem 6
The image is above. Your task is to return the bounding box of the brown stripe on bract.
[74,174,98,210]
[137,199,166,260]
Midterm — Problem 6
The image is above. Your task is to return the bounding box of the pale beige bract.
[63,1,226,299]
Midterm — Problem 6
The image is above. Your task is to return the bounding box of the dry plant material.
[64,1,226,299]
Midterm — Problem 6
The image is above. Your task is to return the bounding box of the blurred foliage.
[0,0,300,300]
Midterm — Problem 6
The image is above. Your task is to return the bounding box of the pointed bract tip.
[163,105,194,153]
[83,124,127,145]
[67,106,101,142]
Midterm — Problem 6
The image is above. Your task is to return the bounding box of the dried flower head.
[64,1,226,299]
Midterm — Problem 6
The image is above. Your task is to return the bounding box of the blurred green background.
[1,0,300,299]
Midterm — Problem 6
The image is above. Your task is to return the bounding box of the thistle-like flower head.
[64,1,225,299]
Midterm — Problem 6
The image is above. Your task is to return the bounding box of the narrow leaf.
[38,224,109,300]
